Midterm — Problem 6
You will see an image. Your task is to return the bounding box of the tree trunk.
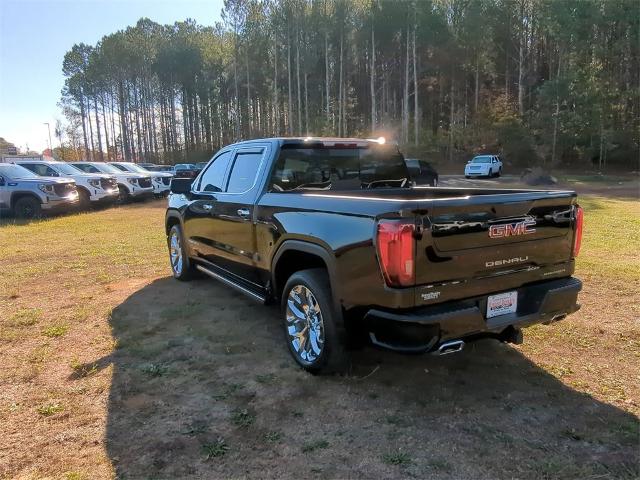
[304,72,309,135]
[246,48,251,137]
[370,22,376,132]
[474,55,479,112]
[234,25,240,139]
[403,26,410,144]
[517,4,525,117]
[338,32,344,136]
[325,30,330,127]
[87,97,95,161]
[273,33,279,135]
[287,32,293,135]
[413,26,418,146]
[449,74,454,164]
[101,95,110,161]
[79,90,89,159]
[296,31,302,135]
[551,51,562,165]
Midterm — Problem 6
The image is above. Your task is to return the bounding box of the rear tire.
[281,269,348,374]
[168,224,196,280]
[13,197,42,219]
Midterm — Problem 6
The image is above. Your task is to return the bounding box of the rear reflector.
[573,205,584,257]
[377,221,415,287]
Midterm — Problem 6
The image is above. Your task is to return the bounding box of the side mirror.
[0,177,5,186]
[170,177,193,194]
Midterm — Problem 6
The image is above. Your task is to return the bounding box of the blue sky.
[0,0,223,152]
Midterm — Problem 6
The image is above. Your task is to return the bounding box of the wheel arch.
[10,191,42,209]
[165,210,183,235]
[271,240,340,311]
[76,185,91,198]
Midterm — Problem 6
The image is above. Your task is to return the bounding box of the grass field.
[0,196,638,479]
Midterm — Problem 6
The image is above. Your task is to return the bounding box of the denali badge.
[489,220,536,238]
[486,256,529,267]
[421,291,441,301]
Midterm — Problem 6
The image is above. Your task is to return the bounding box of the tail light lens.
[376,220,415,287]
[573,205,583,257]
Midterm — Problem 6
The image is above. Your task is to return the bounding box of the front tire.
[281,269,348,374]
[14,197,42,219]
[168,224,195,280]
[117,185,130,204]
[78,189,91,210]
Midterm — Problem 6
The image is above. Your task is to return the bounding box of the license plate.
[486,291,518,318]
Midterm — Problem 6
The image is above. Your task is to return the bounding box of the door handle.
[237,208,250,218]
[203,204,213,211]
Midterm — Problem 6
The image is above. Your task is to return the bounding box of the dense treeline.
[59,0,640,169]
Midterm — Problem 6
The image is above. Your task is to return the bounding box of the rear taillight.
[573,205,584,257]
[376,220,415,287]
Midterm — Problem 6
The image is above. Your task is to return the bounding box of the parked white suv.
[0,163,78,218]
[109,162,172,196]
[15,160,118,208]
[70,161,154,202]
[464,155,503,178]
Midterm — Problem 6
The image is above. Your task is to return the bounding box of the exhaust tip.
[434,340,465,356]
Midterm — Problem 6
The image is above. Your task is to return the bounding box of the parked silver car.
[0,163,79,218]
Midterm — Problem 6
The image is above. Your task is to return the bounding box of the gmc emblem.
[489,220,536,238]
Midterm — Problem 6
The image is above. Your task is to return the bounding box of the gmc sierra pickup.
[166,137,583,373]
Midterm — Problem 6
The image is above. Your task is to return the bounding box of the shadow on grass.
[95,277,639,479]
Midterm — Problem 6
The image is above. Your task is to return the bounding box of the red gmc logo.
[489,220,536,238]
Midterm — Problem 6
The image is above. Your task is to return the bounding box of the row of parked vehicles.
[0,160,178,219]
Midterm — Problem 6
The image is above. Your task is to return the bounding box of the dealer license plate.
[486,291,518,318]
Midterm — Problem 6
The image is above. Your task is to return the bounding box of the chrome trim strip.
[195,265,266,303]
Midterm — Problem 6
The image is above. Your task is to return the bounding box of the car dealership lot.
[1,189,638,479]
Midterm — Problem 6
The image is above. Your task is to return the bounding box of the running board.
[195,265,266,303]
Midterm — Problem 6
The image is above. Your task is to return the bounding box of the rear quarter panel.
[255,192,417,311]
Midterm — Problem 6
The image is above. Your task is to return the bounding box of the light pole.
[43,122,53,157]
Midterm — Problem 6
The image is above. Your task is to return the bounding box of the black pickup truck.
[166,137,583,373]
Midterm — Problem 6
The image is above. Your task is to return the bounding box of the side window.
[198,151,232,192]
[112,164,127,172]
[80,164,100,173]
[19,164,38,174]
[45,166,59,176]
[226,149,264,193]
[74,164,89,173]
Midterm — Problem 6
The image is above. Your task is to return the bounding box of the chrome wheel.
[169,230,183,275]
[286,285,325,364]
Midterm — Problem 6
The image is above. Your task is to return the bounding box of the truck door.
[183,145,269,291]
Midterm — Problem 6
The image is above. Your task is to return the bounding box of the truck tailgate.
[414,191,578,306]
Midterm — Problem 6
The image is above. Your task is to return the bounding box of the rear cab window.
[270,143,409,191]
